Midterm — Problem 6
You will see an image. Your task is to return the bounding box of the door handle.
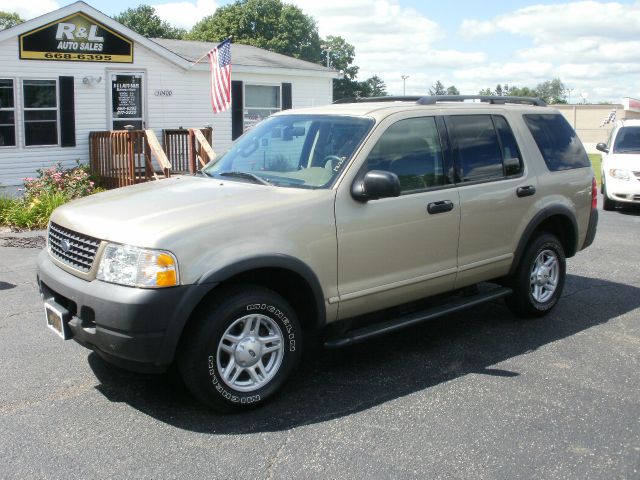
[516,185,536,197]
[427,200,454,214]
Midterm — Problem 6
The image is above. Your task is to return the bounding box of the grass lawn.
[589,153,602,186]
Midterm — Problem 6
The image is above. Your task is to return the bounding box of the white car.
[597,119,640,210]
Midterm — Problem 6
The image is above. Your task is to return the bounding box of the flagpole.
[189,37,232,69]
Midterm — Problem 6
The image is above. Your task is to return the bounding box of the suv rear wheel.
[178,285,302,412]
[506,233,566,318]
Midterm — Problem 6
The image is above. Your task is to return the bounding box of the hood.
[607,153,640,170]
[51,176,333,247]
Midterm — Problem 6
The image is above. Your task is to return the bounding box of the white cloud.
[1,0,60,20]
[152,0,219,29]
[289,0,486,94]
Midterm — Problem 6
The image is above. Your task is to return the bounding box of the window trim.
[22,78,60,147]
[0,78,17,149]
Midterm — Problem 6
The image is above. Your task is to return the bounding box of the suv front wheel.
[506,233,566,318]
[178,285,302,412]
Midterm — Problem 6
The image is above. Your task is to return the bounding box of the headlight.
[609,168,630,180]
[97,243,179,288]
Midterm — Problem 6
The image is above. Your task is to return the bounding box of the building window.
[244,84,281,130]
[23,79,59,146]
[0,79,16,147]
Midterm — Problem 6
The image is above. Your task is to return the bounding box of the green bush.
[1,163,103,230]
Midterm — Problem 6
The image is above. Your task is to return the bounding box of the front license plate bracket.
[44,300,71,340]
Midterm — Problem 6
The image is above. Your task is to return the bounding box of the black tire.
[506,233,566,318]
[177,285,302,412]
[602,182,616,211]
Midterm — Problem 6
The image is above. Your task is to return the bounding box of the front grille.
[633,171,640,180]
[48,222,101,273]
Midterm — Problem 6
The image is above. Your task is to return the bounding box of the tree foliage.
[0,11,24,30]
[188,0,321,63]
[322,35,357,80]
[478,78,567,104]
[365,75,387,97]
[429,80,446,96]
[114,5,185,39]
[446,85,460,96]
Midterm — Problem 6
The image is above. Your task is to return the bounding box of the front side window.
[203,114,374,189]
[524,114,590,171]
[23,79,58,146]
[244,85,281,131]
[0,79,15,147]
[363,116,445,192]
[613,126,640,153]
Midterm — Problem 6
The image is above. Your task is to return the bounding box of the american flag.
[207,39,232,113]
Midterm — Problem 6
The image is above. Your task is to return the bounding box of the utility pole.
[401,75,409,95]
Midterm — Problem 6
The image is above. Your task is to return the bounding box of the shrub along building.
[0,1,337,193]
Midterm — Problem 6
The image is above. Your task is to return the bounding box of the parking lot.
[1,203,638,479]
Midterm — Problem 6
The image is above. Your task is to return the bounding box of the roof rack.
[333,95,547,107]
[416,95,547,107]
[333,96,423,104]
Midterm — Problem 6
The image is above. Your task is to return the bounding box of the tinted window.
[364,116,445,192]
[448,115,503,182]
[493,115,523,176]
[613,126,640,153]
[524,114,590,171]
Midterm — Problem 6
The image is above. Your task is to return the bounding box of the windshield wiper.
[217,171,272,186]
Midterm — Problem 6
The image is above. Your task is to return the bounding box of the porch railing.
[89,127,213,188]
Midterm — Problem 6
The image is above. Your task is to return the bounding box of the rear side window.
[523,114,590,171]
[447,115,504,182]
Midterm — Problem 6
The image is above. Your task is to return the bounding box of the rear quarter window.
[523,114,590,171]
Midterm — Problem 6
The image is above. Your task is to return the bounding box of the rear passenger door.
[335,114,460,319]
[445,113,538,288]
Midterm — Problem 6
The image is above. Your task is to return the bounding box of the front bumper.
[36,250,211,373]
[604,175,640,204]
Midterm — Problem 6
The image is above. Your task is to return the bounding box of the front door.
[335,114,460,320]
[110,72,145,130]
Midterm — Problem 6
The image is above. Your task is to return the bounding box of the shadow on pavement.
[89,274,640,433]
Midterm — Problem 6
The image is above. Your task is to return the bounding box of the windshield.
[613,126,640,153]
[203,114,374,188]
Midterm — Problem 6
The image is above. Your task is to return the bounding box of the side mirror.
[596,142,609,153]
[351,170,401,202]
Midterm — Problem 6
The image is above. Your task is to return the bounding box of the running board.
[324,287,513,349]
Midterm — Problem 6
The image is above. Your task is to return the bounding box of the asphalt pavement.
[0,203,638,479]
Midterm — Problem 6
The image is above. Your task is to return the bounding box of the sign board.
[623,97,640,113]
[19,12,133,63]
[112,74,141,119]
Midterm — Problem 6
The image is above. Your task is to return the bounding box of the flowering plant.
[23,162,97,201]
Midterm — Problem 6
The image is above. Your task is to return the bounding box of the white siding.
[0,35,333,189]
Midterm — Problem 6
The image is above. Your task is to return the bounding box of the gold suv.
[37,95,598,411]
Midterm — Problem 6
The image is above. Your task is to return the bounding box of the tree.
[188,0,321,63]
[321,36,357,79]
[429,80,446,96]
[365,75,387,97]
[446,85,460,96]
[114,5,185,39]
[535,78,567,104]
[0,11,24,30]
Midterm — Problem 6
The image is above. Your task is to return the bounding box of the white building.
[0,1,337,192]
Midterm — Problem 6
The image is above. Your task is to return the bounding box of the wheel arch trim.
[509,205,579,276]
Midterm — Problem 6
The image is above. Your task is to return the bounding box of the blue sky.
[6,0,640,102]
